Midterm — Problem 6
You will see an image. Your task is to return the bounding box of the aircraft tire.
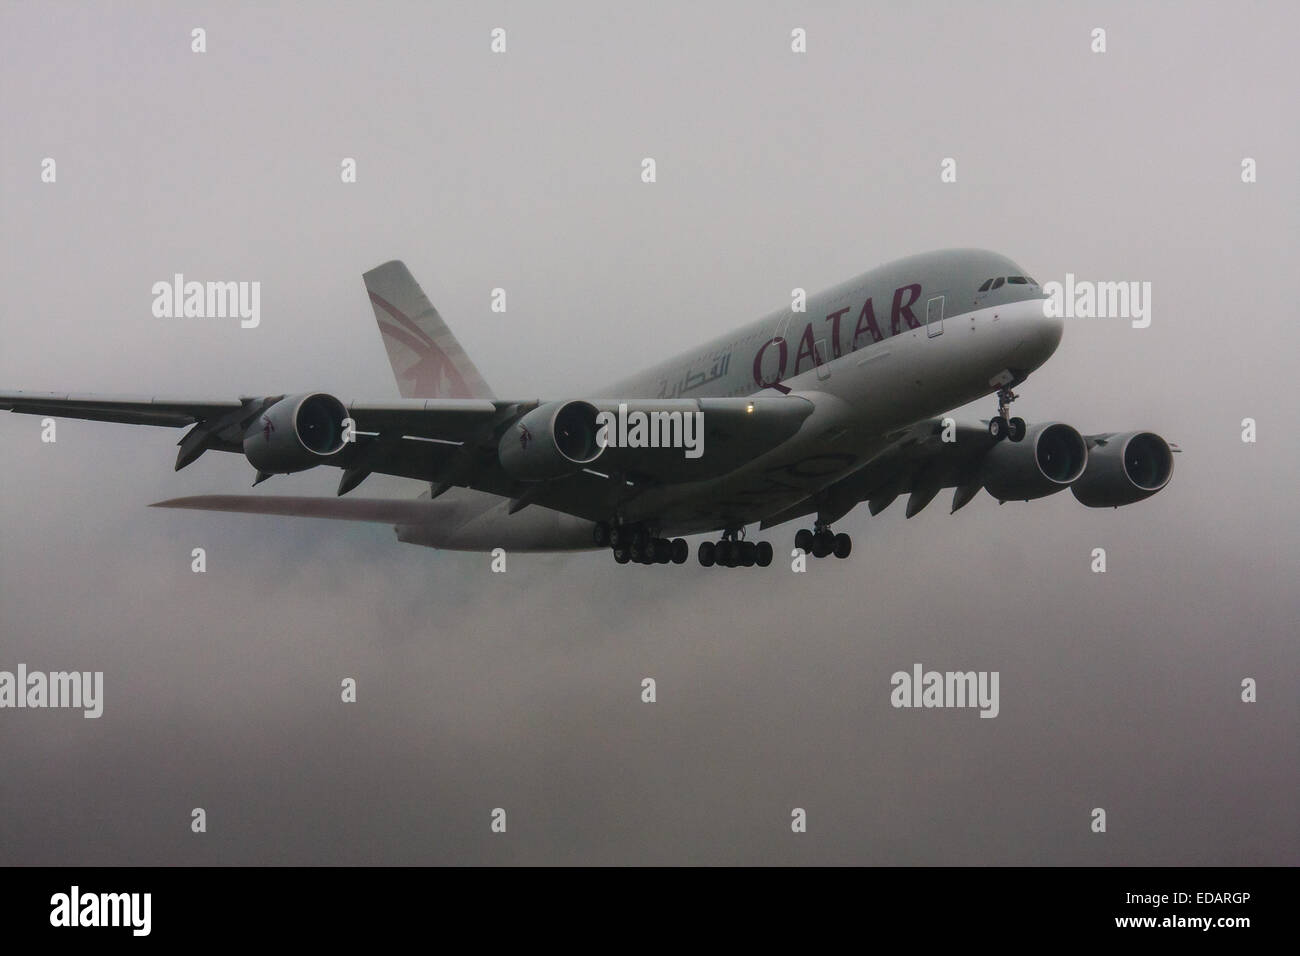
[833,533,852,559]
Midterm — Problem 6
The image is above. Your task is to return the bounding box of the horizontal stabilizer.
[150,495,453,525]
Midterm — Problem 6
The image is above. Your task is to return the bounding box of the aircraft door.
[926,293,946,338]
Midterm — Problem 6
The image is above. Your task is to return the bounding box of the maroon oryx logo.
[368,291,475,399]
[261,415,275,442]
[518,423,532,451]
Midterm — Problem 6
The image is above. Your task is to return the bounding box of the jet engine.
[1071,431,1174,507]
[981,422,1088,502]
[498,400,604,481]
[243,392,349,473]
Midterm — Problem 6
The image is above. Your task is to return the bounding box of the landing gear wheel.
[740,541,757,567]
[755,541,773,567]
[609,525,627,548]
[671,538,689,564]
[654,538,672,563]
[714,540,732,566]
[832,533,852,559]
[990,385,1021,443]
[698,541,716,567]
[795,528,814,553]
[613,547,630,564]
[812,531,832,559]
[593,522,611,547]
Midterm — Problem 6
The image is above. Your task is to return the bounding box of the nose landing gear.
[988,386,1026,443]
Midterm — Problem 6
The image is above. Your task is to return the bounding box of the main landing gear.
[794,522,852,560]
[595,522,689,566]
[698,529,773,569]
[988,386,1026,443]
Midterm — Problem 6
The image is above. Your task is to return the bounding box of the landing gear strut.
[795,521,851,560]
[988,386,1026,443]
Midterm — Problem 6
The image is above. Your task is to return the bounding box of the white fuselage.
[396,249,1064,550]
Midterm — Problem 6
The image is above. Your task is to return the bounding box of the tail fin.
[363,260,495,399]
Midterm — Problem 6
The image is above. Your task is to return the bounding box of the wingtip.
[149,497,202,509]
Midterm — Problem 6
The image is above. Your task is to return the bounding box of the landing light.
[746,402,754,414]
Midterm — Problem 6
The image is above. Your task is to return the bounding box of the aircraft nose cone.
[1037,313,1065,353]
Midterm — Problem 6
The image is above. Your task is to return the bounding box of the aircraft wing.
[0,389,814,523]
[1081,430,1182,455]
[761,416,1180,528]
[0,391,247,428]
[770,417,1001,523]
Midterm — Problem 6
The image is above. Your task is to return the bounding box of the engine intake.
[243,392,348,474]
[1071,431,1174,507]
[982,422,1088,502]
[498,400,603,481]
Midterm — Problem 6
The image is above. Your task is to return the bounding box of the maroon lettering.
[852,297,883,348]
[890,283,922,335]
[752,336,788,387]
[792,323,818,374]
[825,307,850,358]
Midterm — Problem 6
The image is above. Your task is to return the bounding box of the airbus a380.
[0,249,1176,568]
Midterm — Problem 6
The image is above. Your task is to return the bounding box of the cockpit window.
[1007,276,1026,284]
[991,277,1005,289]
[978,279,993,292]
[1025,276,1037,285]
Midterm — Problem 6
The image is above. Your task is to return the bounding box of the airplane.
[0,249,1176,568]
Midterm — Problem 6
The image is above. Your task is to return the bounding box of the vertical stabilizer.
[363,260,495,399]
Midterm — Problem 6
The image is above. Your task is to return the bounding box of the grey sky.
[1,0,1296,864]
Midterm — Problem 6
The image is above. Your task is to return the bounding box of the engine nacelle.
[982,422,1088,502]
[243,392,349,474]
[498,400,603,481]
[1071,431,1173,507]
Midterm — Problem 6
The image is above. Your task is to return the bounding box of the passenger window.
[1007,276,1026,284]
[991,277,1005,289]
[978,279,993,292]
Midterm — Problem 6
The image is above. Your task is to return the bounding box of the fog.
[1,0,1296,864]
